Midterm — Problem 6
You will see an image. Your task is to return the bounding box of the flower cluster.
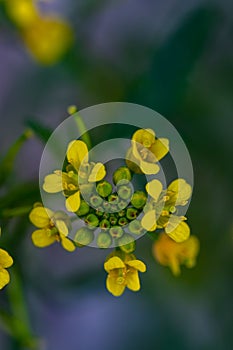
[5,0,73,64]
[0,229,13,290]
[29,127,199,297]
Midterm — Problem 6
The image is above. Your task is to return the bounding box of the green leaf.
[25,119,52,143]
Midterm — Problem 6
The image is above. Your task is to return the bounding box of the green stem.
[1,206,32,218]
[73,113,92,149]
[5,267,39,349]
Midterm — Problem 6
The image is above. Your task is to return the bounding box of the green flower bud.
[109,226,124,238]
[109,204,118,213]
[118,217,128,226]
[126,207,138,220]
[109,215,118,226]
[74,227,94,247]
[103,201,111,211]
[96,181,112,198]
[118,234,136,253]
[131,191,147,209]
[118,185,132,200]
[128,219,145,235]
[90,195,103,208]
[108,194,119,204]
[95,208,104,216]
[97,232,112,248]
[76,200,90,216]
[99,219,111,230]
[118,209,126,217]
[103,212,110,219]
[85,214,99,228]
[113,166,132,185]
[118,200,127,210]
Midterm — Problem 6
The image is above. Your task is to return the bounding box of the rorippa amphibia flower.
[43,140,106,212]
[5,0,39,28]
[22,15,73,65]
[153,233,199,276]
[104,251,146,297]
[29,205,75,252]
[126,128,169,174]
[141,179,192,242]
[0,247,13,290]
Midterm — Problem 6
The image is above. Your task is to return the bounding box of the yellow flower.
[104,252,146,297]
[5,0,39,28]
[141,178,191,242]
[126,129,169,174]
[153,233,199,276]
[22,16,73,65]
[43,140,106,212]
[29,205,75,252]
[0,248,13,290]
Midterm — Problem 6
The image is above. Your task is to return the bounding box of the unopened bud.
[113,166,132,185]
[118,234,136,253]
[97,232,112,248]
[126,207,138,220]
[76,200,90,216]
[74,227,94,247]
[96,181,112,198]
[131,191,147,209]
[109,226,124,238]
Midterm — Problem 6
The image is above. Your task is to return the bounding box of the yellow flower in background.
[43,140,106,212]
[153,233,199,276]
[142,178,191,242]
[126,129,169,174]
[5,0,39,28]
[29,205,75,251]
[104,252,146,296]
[0,248,13,290]
[22,16,73,65]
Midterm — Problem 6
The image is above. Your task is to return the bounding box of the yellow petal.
[0,268,10,290]
[106,275,125,296]
[150,138,169,161]
[127,260,146,272]
[88,163,106,182]
[60,235,76,252]
[56,220,69,236]
[166,220,190,243]
[31,229,56,248]
[43,172,63,193]
[139,160,160,175]
[29,207,53,228]
[169,256,181,276]
[126,270,140,291]
[65,191,81,212]
[168,179,192,205]
[132,129,155,144]
[67,140,88,171]
[146,179,163,201]
[141,210,157,231]
[104,256,125,273]
[0,249,13,268]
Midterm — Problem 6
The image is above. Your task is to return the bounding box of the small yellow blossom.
[29,205,75,251]
[142,178,192,242]
[153,233,199,276]
[5,0,39,28]
[22,16,73,65]
[104,252,146,297]
[0,248,13,290]
[126,129,169,174]
[43,140,106,212]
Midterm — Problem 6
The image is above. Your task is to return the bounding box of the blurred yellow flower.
[43,140,106,212]
[142,178,191,242]
[0,248,13,290]
[104,252,146,296]
[126,129,169,174]
[5,0,39,28]
[153,233,199,276]
[29,205,75,251]
[22,16,73,65]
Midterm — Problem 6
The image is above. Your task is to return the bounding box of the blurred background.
[0,0,233,349]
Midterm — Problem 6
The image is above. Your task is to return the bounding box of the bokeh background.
[0,0,233,349]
